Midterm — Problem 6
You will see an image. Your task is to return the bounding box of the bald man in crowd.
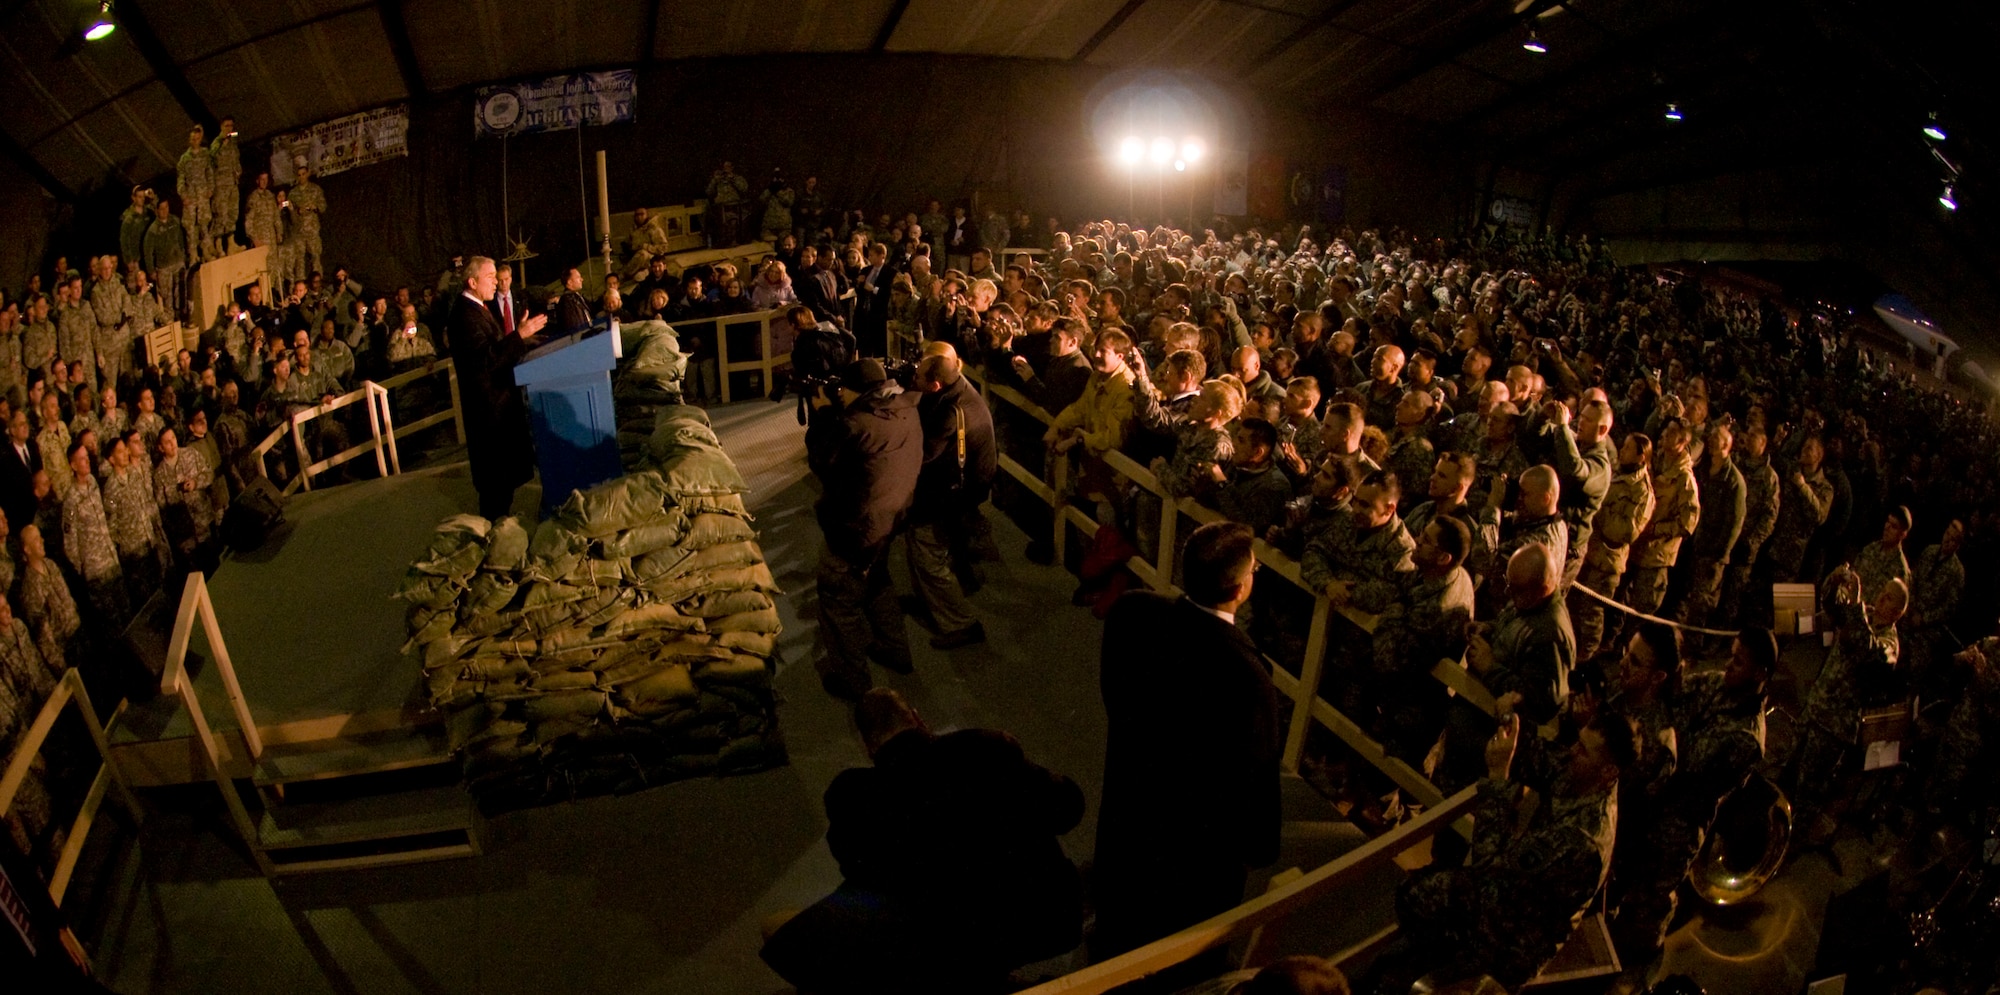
[1478,464,1567,603]
[1441,542,1578,789]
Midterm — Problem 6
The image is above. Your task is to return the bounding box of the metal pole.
[576,122,590,267]
[596,149,612,271]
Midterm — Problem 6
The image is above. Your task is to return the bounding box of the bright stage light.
[1180,139,1204,163]
[1940,184,1958,211]
[1174,159,1186,171]
[1117,136,1143,166]
[1521,30,1547,54]
[1150,138,1174,165]
[84,2,115,39]
[1664,103,1683,121]
[1924,112,1947,142]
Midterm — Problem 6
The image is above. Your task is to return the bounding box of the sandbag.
[652,447,750,497]
[676,492,751,518]
[446,702,507,749]
[462,573,520,619]
[694,654,771,684]
[424,635,472,671]
[643,557,771,603]
[522,581,587,610]
[527,518,585,579]
[618,664,698,706]
[708,607,783,634]
[412,540,484,581]
[627,546,696,584]
[647,421,723,465]
[604,601,705,638]
[717,631,778,656]
[557,471,674,537]
[573,588,633,628]
[403,610,458,652]
[681,513,756,549]
[429,514,491,556]
[652,404,710,429]
[462,656,534,683]
[598,513,689,559]
[686,589,774,618]
[561,557,626,589]
[520,689,608,724]
[485,516,530,573]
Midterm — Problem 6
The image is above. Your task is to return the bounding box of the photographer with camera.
[902,345,997,650]
[810,358,924,700]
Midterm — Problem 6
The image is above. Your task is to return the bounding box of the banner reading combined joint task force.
[268,104,410,184]
[474,71,637,138]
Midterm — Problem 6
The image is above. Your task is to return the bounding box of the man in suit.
[1093,521,1281,975]
[761,688,1085,994]
[489,263,533,339]
[553,267,591,337]
[451,256,546,518]
[794,245,840,326]
[0,408,40,533]
[852,242,893,356]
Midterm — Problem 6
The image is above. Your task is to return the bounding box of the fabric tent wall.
[0,154,57,294]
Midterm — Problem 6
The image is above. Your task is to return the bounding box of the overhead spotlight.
[1522,30,1547,54]
[83,1,115,40]
[1924,112,1947,142]
[1150,137,1174,165]
[1664,102,1683,121]
[1174,159,1187,172]
[1939,183,1958,211]
[1180,139,1204,164]
[1116,136,1142,166]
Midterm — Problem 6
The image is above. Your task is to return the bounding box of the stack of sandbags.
[614,319,689,471]
[398,404,785,811]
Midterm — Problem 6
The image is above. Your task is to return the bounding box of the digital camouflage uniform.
[130,411,166,453]
[210,132,241,255]
[1391,763,1616,990]
[1156,423,1232,500]
[88,275,128,383]
[1789,585,1901,821]
[289,178,327,278]
[1722,451,1781,624]
[1301,513,1417,616]
[143,213,187,319]
[55,299,97,393]
[16,560,80,670]
[103,460,170,602]
[0,328,23,402]
[177,142,214,263]
[1478,507,1568,604]
[1404,499,1489,581]
[1763,466,1832,583]
[21,316,56,380]
[1850,539,1909,603]
[1370,565,1476,763]
[1611,670,1765,960]
[35,422,70,501]
[118,204,151,270]
[244,187,280,249]
[155,446,219,555]
[1677,455,1745,628]
[1385,433,1435,503]
[1623,450,1699,615]
[123,288,167,364]
[1548,426,1615,589]
[60,473,125,623]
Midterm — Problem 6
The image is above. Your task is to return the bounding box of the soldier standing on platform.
[244,171,279,250]
[1624,419,1699,615]
[1572,432,1654,661]
[119,186,154,276]
[209,117,242,258]
[21,296,56,384]
[55,278,96,395]
[289,164,328,278]
[177,125,214,264]
[143,199,188,321]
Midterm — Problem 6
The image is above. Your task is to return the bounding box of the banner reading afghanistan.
[269,104,410,184]
[474,71,636,138]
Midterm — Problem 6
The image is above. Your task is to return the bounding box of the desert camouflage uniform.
[1623,450,1699,615]
[177,142,215,263]
[1763,466,1832,583]
[60,473,125,622]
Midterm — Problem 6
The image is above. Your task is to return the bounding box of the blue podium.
[514,321,624,514]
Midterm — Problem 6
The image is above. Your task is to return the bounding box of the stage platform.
[111,462,540,784]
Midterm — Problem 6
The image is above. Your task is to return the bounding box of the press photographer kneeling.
[807,357,923,700]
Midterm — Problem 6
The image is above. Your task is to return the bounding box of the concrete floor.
[61,396,1862,993]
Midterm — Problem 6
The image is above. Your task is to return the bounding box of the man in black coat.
[810,359,923,699]
[903,346,997,649]
[1092,521,1282,975]
[552,266,591,337]
[450,256,546,518]
[761,688,1085,994]
[0,408,40,534]
[794,245,841,326]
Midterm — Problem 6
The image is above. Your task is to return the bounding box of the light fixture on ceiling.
[1116,136,1142,167]
[1149,137,1174,165]
[1180,138,1204,163]
[1939,183,1958,211]
[1174,159,1187,172]
[1522,30,1547,54]
[1924,112,1947,142]
[83,1,115,40]
[1664,102,1683,121]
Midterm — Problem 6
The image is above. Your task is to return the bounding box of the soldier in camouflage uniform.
[87,256,128,387]
[1850,505,1912,601]
[1404,450,1489,581]
[1623,418,1699,616]
[58,441,126,623]
[1377,709,1626,992]
[33,393,70,502]
[1922,635,2000,831]
[102,430,169,604]
[244,171,280,250]
[1675,422,1746,629]
[155,427,219,558]
[15,524,80,670]
[289,165,328,278]
[1721,427,1781,626]
[1571,433,1654,662]
[1384,389,1438,498]
[1370,515,1477,765]
[1301,468,1416,616]
[1594,623,1683,965]
[1904,519,1967,699]
[1611,627,1776,964]
[143,199,188,320]
[176,125,214,264]
[118,185,153,273]
[1542,398,1616,590]
[1477,464,1568,603]
[1761,434,1832,583]
[0,306,23,404]
[209,117,242,257]
[21,295,57,384]
[1787,567,1905,842]
[54,277,96,395]
[122,270,168,361]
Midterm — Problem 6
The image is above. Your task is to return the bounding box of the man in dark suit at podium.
[1091,521,1282,979]
[452,256,547,518]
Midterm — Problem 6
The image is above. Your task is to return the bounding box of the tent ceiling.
[1,0,1988,220]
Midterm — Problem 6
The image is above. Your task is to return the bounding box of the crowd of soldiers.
[885,216,1998,989]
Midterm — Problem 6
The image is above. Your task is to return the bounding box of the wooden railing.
[1018,787,1481,994]
[665,308,793,404]
[157,571,269,875]
[252,357,465,496]
[972,371,1501,805]
[1,669,143,906]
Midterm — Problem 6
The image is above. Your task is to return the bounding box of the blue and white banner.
[474,71,636,138]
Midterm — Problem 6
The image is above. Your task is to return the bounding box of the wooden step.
[257,784,481,873]
[252,730,454,787]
